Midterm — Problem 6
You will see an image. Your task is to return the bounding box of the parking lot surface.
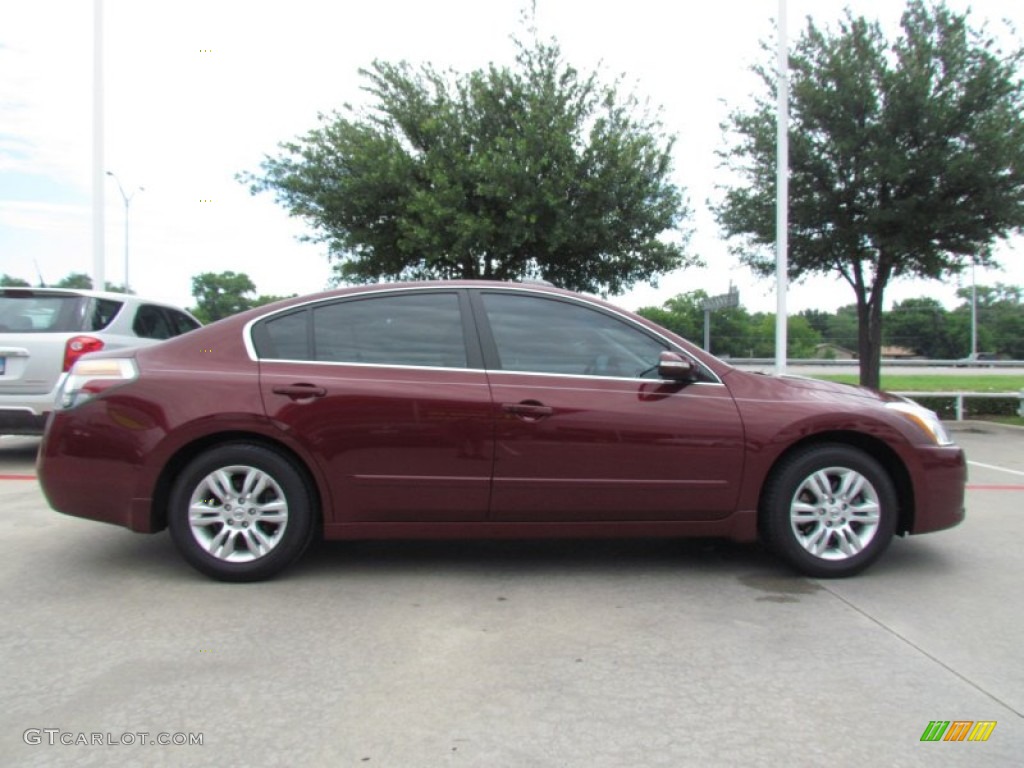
[1,424,1021,767]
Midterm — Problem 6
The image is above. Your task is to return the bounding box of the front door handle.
[502,401,554,421]
[272,384,327,399]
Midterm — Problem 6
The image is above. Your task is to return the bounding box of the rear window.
[0,293,123,332]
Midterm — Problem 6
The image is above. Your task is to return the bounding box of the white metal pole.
[970,258,977,359]
[123,193,130,291]
[775,0,789,375]
[92,0,106,291]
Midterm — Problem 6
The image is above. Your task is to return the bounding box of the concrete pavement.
[1,427,1021,766]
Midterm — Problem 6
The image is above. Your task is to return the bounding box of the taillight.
[59,358,138,409]
[63,335,105,371]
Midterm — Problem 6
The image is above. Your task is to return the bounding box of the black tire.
[168,443,316,582]
[761,443,898,578]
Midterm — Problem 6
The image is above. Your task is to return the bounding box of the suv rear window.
[0,293,123,332]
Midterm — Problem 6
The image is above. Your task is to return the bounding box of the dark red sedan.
[38,281,965,581]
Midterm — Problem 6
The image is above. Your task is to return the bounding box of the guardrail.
[894,391,1024,421]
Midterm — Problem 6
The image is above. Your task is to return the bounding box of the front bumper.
[909,444,967,535]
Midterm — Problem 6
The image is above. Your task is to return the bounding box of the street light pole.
[105,171,143,291]
[970,257,978,360]
[775,0,790,375]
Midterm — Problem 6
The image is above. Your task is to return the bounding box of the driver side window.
[481,293,667,378]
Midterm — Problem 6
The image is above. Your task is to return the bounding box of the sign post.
[701,287,740,352]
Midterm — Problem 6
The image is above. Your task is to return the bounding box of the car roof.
[2,286,135,301]
[243,280,585,312]
[0,286,196,313]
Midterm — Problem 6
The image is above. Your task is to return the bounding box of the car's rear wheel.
[761,443,897,578]
[168,443,315,582]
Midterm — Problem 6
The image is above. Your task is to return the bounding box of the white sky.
[1,0,1022,315]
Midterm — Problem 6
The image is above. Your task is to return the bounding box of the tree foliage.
[190,271,257,323]
[884,297,959,358]
[55,272,94,289]
[636,290,820,358]
[952,283,1024,358]
[189,271,292,323]
[639,284,1024,362]
[715,0,1024,387]
[0,272,131,293]
[241,33,693,295]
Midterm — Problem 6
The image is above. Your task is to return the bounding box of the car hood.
[728,369,902,405]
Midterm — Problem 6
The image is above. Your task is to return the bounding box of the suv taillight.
[63,336,105,371]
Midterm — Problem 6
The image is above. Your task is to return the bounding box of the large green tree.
[953,282,1024,358]
[884,297,959,358]
[715,1,1024,388]
[190,271,258,323]
[636,290,822,358]
[241,33,693,295]
[190,271,293,323]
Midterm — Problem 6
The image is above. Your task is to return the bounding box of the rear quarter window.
[133,305,175,340]
[88,299,125,331]
[169,310,201,335]
[252,309,310,360]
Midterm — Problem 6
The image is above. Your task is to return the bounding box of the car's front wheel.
[761,444,898,578]
[168,443,316,582]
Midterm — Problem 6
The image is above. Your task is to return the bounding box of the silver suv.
[0,288,201,434]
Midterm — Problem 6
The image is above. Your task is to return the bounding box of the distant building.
[814,343,856,360]
[880,345,920,359]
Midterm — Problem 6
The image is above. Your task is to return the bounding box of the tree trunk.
[856,294,884,390]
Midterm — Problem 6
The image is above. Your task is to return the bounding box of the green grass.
[811,372,1024,419]
[814,374,1024,393]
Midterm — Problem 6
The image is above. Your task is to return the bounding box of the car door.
[254,289,493,523]
[473,289,745,522]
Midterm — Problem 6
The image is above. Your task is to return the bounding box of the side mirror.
[657,351,697,382]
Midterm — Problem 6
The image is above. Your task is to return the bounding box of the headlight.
[59,358,138,409]
[886,401,954,446]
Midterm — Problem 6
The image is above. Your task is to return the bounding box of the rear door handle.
[502,402,554,421]
[272,384,327,399]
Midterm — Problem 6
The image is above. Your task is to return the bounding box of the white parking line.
[968,460,1024,477]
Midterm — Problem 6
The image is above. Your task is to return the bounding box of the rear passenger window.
[312,293,467,368]
[251,293,468,368]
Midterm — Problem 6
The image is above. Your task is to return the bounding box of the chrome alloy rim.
[188,465,289,563]
[789,467,881,561]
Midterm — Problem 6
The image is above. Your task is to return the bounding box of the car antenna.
[33,259,47,287]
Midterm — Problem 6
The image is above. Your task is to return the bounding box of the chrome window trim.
[256,358,488,376]
[484,368,728,387]
[242,283,722,385]
[243,284,467,362]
